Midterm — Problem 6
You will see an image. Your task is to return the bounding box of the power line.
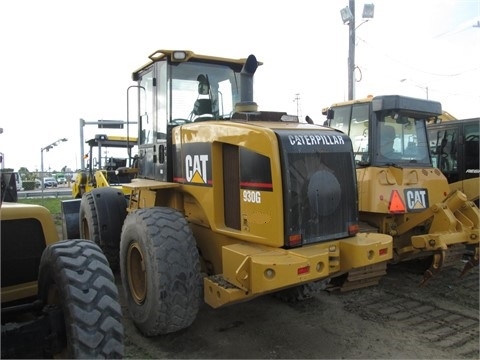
[356,35,480,77]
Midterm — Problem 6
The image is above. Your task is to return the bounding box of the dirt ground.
[115,260,479,359]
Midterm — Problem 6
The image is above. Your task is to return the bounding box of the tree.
[18,167,35,181]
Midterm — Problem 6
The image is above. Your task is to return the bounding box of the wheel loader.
[64,134,139,240]
[0,173,124,358]
[62,49,392,337]
[72,134,138,199]
[322,95,479,284]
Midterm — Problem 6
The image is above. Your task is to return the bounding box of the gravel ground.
[118,260,479,359]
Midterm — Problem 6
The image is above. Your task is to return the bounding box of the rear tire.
[120,207,202,336]
[38,239,124,358]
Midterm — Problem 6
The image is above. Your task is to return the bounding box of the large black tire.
[79,187,127,270]
[38,239,124,358]
[120,207,202,336]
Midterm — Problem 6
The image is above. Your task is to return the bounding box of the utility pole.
[293,93,302,119]
[348,0,356,101]
[341,1,374,101]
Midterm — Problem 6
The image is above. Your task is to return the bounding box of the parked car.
[14,172,23,191]
[43,177,58,188]
[56,176,66,184]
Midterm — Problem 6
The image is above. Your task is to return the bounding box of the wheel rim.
[127,241,147,304]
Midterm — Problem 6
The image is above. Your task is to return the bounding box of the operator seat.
[191,74,214,122]
[192,99,213,119]
[381,124,395,143]
[379,124,396,158]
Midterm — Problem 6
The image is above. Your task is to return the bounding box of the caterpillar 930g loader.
[62,50,392,337]
[322,95,479,284]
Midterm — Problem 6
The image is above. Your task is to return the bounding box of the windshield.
[170,62,239,121]
[375,112,431,165]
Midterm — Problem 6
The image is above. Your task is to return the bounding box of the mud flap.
[90,188,128,249]
[61,199,81,239]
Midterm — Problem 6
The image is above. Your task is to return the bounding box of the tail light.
[348,223,359,236]
[288,234,302,247]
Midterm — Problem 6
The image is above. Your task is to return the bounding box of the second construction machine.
[427,117,479,205]
[62,50,393,336]
[323,95,479,284]
[71,134,138,199]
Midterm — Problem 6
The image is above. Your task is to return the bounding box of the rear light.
[348,223,359,235]
[389,190,406,213]
[379,247,388,256]
[297,265,310,275]
[288,234,302,247]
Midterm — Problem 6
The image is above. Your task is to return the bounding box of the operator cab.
[131,50,266,181]
[133,50,246,143]
[324,95,441,168]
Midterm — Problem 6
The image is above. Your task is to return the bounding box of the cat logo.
[404,188,429,212]
[185,154,209,184]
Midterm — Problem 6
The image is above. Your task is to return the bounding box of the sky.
[0,0,479,173]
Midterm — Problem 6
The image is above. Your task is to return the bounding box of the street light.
[0,128,3,170]
[340,1,374,100]
[400,78,429,99]
[41,138,68,198]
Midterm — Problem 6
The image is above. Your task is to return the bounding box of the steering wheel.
[192,114,215,122]
[466,134,479,141]
[170,119,191,126]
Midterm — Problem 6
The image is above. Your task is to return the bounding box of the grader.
[322,95,479,284]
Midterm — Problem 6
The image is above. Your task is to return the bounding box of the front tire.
[120,207,202,336]
[38,239,124,358]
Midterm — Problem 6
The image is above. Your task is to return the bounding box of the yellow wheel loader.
[63,134,138,241]
[323,95,479,284]
[62,50,392,337]
[71,134,138,199]
[1,174,124,358]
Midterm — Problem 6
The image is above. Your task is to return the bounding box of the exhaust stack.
[235,54,258,112]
